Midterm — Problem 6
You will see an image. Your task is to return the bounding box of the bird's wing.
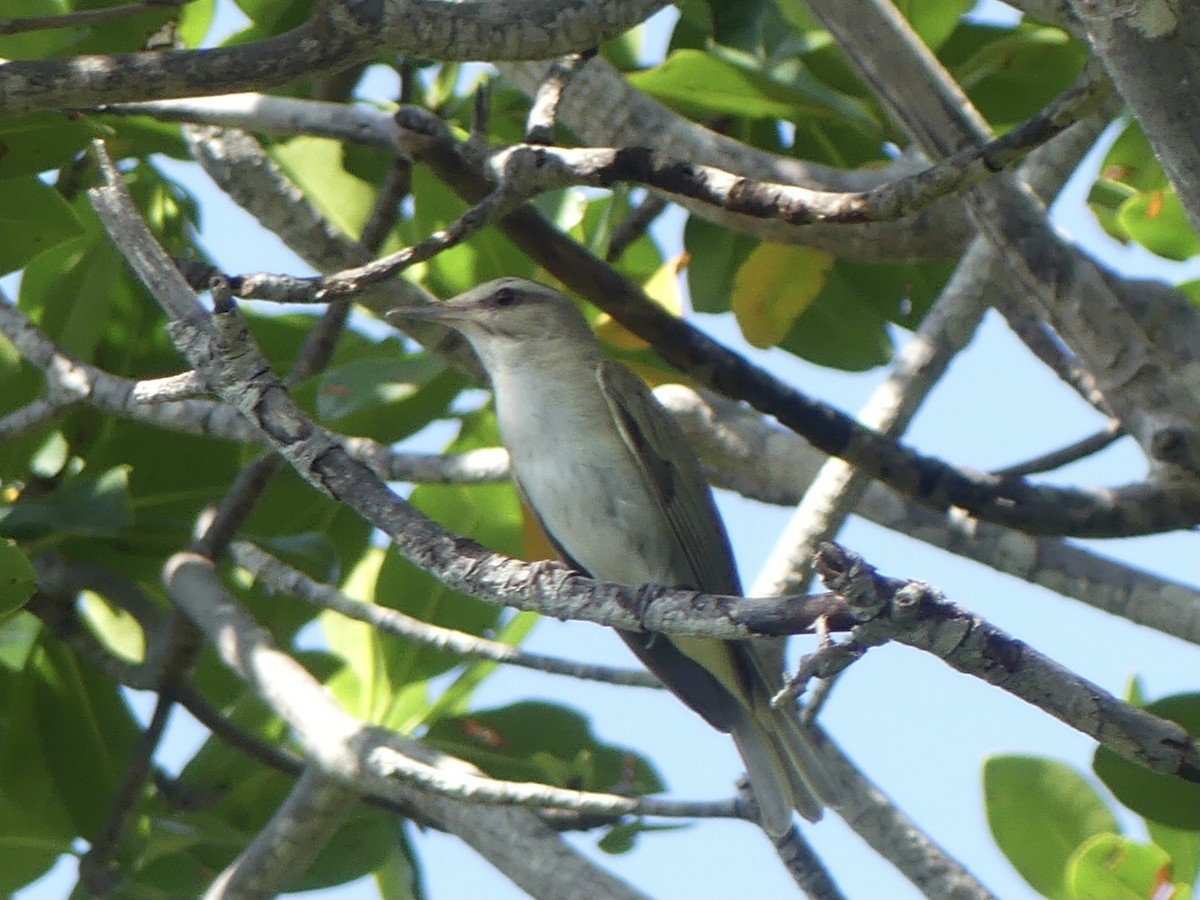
[510,471,740,733]
[596,359,758,707]
[596,360,741,596]
[597,362,831,827]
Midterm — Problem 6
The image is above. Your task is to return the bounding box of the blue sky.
[14,2,1200,898]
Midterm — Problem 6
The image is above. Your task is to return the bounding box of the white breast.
[491,365,674,586]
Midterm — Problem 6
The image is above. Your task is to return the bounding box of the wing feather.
[596,360,741,595]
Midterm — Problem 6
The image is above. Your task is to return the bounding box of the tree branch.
[230,539,662,689]
[0,0,667,113]
[751,98,1111,597]
[203,766,357,900]
[812,544,1200,783]
[163,551,653,900]
[807,0,1200,488]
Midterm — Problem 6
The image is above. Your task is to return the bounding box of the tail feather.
[731,719,805,837]
[731,643,839,835]
[731,702,832,836]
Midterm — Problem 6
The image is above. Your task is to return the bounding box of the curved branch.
[812,544,1200,783]
[659,387,1200,646]
[0,0,666,113]
[499,58,974,263]
[377,111,1200,537]
[203,766,357,900]
[163,551,653,900]
[482,65,1107,227]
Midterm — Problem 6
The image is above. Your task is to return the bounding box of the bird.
[388,276,832,836]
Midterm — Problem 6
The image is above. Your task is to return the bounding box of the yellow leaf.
[732,244,834,348]
[596,253,689,350]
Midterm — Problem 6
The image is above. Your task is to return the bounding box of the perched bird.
[389,277,831,836]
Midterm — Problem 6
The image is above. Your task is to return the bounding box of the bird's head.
[387,277,600,371]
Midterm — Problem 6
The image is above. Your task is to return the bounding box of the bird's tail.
[729,647,839,837]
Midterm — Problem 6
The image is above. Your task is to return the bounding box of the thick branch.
[813,544,1200,782]
[806,0,1200,487]
[1068,1,1200,234]
[0,0,665,113]
[164,552,651,900]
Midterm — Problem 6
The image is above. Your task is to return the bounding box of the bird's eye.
[492,287,518,308]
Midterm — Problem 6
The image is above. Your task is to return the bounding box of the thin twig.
[77,691,175,897]
[230,540,662,688]
[0,0,191,35]
[991,422,1124,478]
[606,193,668,262]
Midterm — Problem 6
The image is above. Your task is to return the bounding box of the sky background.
[14,2,1200,898]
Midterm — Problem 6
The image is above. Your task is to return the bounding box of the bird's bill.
[385,300,482,325]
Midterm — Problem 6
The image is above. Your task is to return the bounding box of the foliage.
[0,0,1197,897]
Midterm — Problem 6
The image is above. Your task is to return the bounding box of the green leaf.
[0,177,84,276]
[346,489,516,725]
[1094,693,1200,830]
[26,639,140,836]
[0,0,81,59]
[174,688,289,804]
[425,701,665,795]
[291,808,399,892]
[777,276,892,370]
[373,825,425,900]
[1067,834,1174,900]
[598,820,687,855]
[1116,189,1200,262]
[324,547,423,726]
[598,821,640,855]
[41,0,181,56]
[0,644,77,894]
[1098,120,1170,193]
[422,610,540,723]
[1178,279,1200,307]
[683,215,758,314]
[325,413,524,731]
[255,531,340,585]
[176,0,217,47]
[627,49,844,123]
[81,424,240,578]
[0,611,41,671]
[0,540,36,622]
[78,590,146,665]
[233,0,313,32]
[241,466,373,595]
[1124,674,1147,708]
[0,808,65,895]
[129,850,215,898]
[19,236,113,359]
[269,135,385,242]
[732,242,835,347]
[0,113,97,181]
[0,465,133,541]
[706,0,771,53]
[984,755,1120,899]
[1147,821,1200,890]
[403,167,534,295]
[896,0,974,50]
[313,352,465,443]
[941,23,1086,131]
